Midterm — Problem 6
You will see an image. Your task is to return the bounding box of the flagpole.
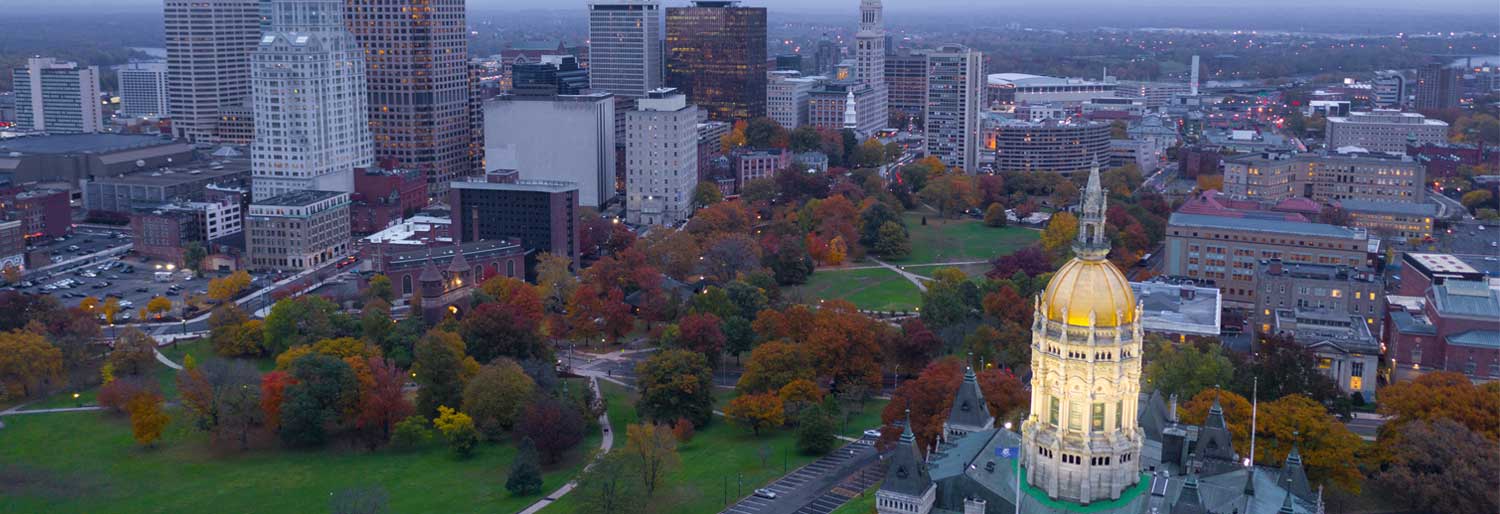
[1248,376,1258,467]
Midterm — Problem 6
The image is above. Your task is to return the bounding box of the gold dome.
[1040,257,1137,327]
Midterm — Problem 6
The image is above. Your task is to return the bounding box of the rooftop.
[0,133,183,155]
[1338,199,1437,217]
[1169,212,1366,240]
[1132,280,1223,337]
[452,178,579,194]
[253,190,345,208]
[1406,253,1479,274]
[986,73,1116,88]
[89,163,249,187]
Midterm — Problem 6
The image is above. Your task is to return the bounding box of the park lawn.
[903,262,993,279]
[26,338,221,410]
[2,359,603,514]
[795,268,921,312]
[895,212,1038,265]
[829,485,879,514]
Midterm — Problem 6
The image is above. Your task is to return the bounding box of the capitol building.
[875,167,1323,514]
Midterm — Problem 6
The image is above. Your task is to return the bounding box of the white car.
[864,429,883,438]
[753,488,776,500]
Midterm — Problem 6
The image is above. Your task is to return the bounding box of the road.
[1345,412,1388,441]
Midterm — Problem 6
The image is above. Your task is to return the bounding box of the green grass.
[1,349,603,514]
[545,383,889,514]
[793,268,921,311]
[895,212,1039,265]
[829,485,878,514]
[0,408,599,514]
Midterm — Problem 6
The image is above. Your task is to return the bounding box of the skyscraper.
[626,88,698,226]
[925,44,982,172]
[346,0,476,199]
[1021,166,1144,503]
[1415,62,1459,111]
[884,48,927,125]
[250,0,374,201]
[164,0,261,142]
[813,33,841,76]
[11,57,103,134]
[118,63,170,118]
[852,0,887,130]
[665,1,767,121]
[588,0,662,98]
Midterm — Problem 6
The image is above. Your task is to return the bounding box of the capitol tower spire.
[1021,160,1144,505]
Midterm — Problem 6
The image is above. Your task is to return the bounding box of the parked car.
[753,489,777,500]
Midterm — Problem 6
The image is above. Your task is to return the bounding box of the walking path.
[517,376,614,514]
[0,406,104,417]
[870,258,932,292]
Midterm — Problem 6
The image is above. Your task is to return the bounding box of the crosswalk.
[721,436,880,514]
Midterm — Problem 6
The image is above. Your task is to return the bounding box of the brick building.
[245,191,351,272]
[1222,152,1425,205]
[375,240,525,302]
[1165,212,1369,306]
[1384,279,1500,383]
[0,187,71,240]
[351,166,428,236]
[734,148,792,186]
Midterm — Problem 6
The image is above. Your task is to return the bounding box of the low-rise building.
[1130,279,1222,337]
[766,71,822,129]
[1398,252,1487,296]
[376,240,526,301]
[84,161,251,214]
[1338,199,1436,240]
[0,187,71,240]
[1164,212,1369,306]
[1222,152,1425,205]
[735,148,792,186]
[0,134,194,185]
[0,219,23,271]
[351,166,428,236]
[245,190,351,272]
[1326,110,1448,154]
[1254,259,1383,337]
[1271,308,1380,398]
[1384,279,1500,383]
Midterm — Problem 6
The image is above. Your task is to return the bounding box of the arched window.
[507,260,516,278]
[402,274,412,295]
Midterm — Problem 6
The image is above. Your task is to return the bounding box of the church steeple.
[1074,162,1110,261]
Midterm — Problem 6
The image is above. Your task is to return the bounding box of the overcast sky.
[32,0,1500,14]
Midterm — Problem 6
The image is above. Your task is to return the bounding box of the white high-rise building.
[925,45,983,173]
[766,70,821,129]
[853,0,888,131]
[626,88,698,226]
[164,0,260,142]
[249,0,374,201]
[11,57,103,134]
[483,93,617,208]
[118,63,170,118]
[588,0,662,98]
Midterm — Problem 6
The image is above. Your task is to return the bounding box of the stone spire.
[882,409,932,497]
[1279,442,1312,500]
[843,89,859,131]
[1073,162,1110,260]
[1278,490,1297,514]
[945,366,993,437]
[1171,472,1206,514]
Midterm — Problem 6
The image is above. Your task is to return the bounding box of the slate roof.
[1430,280,1500,319]
[883,418,934,497]
[947,367,992,429]
[1448,330,1500,350]
[1169,212,1365,240]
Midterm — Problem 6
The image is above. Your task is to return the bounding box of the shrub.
[672,417,696,443]
[390,415,432,450]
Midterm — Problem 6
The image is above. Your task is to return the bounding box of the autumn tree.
[1373,419,1500,514]
[432,405,480,458]
[976,368,1027,423]
[461,359,536,439]
[878,358,966,451]
[1040,212,1078,257]
[676,313,727,364]
[701,233,763,282]
[726,392,785,435]
[983,203,1008,227]
[636,349,714,427]
[357,357,413,449]
[874,222,911,259]
[1377,371,1500,442]
[919,173,976,218]
[517,394,586,464]
[624,423,681,497]
[692,181,724,208]
[207,270,253,302]
[109,328,158,377]
[796,403,838,455]
[1180,389,1362,491]
[279,354,361,447]
[920,267,978,330]
[886,319,942,374]
[101,296,121,324]
[146,295,173,320]
[461,290,547,363]
[638,229,702,281]
[736,340,815,395]
[209,305,263,357]
[259,371,296,432]
[127,390,170,447]
[0,329,63,399]
[805,300,885,395]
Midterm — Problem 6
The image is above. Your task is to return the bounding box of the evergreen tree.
[506,438,545,496]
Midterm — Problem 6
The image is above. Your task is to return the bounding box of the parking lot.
[10,253,275,323]
[28,226,132,266]
[721,435,880,514]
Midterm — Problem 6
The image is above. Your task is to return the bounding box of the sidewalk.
[516,376,614,514]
